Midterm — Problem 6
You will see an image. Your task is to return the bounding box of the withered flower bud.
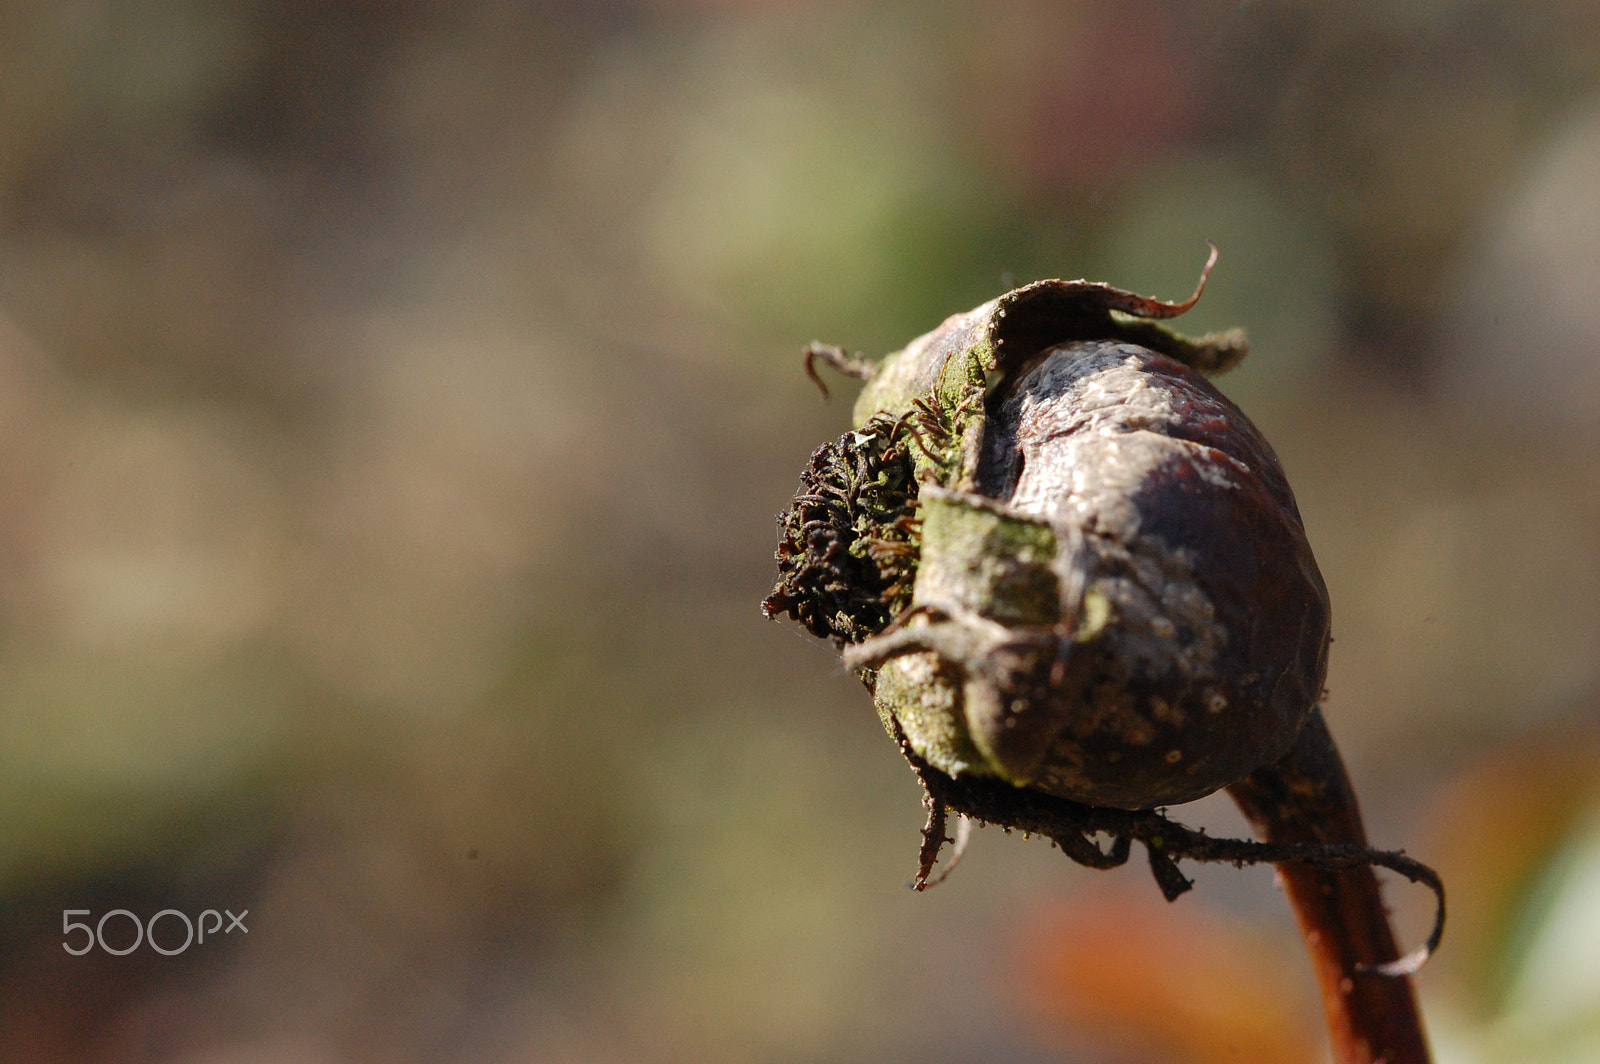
[764,249,1441,1064]
[766,247,1328,810]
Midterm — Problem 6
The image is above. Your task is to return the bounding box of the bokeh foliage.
[1,2,1599,1061]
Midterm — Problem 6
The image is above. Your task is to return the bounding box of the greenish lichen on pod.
[765,248,1330,813]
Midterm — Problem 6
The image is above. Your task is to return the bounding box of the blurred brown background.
[0,2,1598,1061]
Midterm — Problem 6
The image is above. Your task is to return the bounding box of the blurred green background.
[0,2,1597,1061]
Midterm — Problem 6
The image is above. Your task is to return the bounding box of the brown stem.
[1227,709,1431,1064]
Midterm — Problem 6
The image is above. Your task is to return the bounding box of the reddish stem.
[1227,709,1430,1064]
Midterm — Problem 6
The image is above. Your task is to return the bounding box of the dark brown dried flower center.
[762,414,920,646]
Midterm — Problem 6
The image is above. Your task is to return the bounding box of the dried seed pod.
[766,252,1438,1064]
[768,249,1329,811]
